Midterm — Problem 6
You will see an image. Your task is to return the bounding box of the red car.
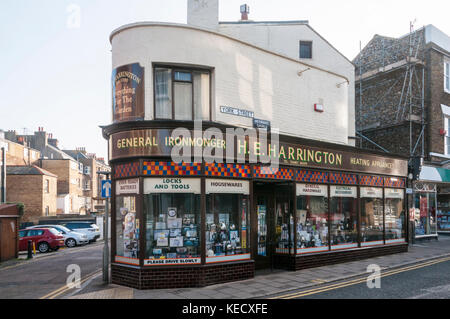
[19,228,65,253]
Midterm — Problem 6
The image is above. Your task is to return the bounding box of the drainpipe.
[1,147,6,203]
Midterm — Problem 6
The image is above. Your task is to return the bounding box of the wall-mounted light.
[297,68,311,76]
[336,80,349,88]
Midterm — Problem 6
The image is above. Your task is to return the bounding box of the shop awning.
[419,166,450,183]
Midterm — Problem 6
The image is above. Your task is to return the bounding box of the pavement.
[65,236,450,299]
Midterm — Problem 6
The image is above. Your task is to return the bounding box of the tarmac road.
[0,242,103,299]
[272,256,450,299]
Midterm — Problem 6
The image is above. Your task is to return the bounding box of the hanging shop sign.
[385,188,404,199]
[331,186,357,198]
[206,179,249,195]
[109,129,408,176]
[144,178,201,194]
[116,178,140,195]
[112,63,145,122]
[296,184,328,197]
[360,187,383,198]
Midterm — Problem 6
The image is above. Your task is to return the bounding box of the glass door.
[254,187,275,270]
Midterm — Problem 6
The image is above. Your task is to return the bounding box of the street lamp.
[97,170,111,283]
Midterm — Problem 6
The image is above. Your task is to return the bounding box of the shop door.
[274,191,292,256]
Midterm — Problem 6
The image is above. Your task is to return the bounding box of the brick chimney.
[240,4,250,21]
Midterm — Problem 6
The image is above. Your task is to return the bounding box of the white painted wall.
[219,22,356,145]
[111,23,351,145]
[57,194,70,214]
[187,0,219,30]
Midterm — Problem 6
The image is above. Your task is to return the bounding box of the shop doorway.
[254,182,292,270]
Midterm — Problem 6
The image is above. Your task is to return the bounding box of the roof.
[46,145,75,160]
[7,165,58,178]
[62,150,88,160]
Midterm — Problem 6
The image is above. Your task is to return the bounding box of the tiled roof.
[6,165,57,177]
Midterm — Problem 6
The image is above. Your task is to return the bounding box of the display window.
[437,194,450,231]
[143,178,201,266]
[385,188,406,243]
[330,186,358,250]
[414,192,437,237]
[296,184,329,254]
[115,195,139,265]
[360,187,384,247]
[205,179,250,263]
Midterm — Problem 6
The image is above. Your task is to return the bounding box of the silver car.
[27,225,89,248]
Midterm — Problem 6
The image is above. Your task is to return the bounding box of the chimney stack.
[240,4,250,21]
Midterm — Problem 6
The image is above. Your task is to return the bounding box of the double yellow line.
[40,269,103,299]
[270,256,450,299]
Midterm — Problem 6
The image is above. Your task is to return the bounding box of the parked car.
[62,222,101,243]
[19,228,65,253]
[27,225,89,248]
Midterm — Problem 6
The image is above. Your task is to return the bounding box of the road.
[0,242,103,299]
[271,256,450,299]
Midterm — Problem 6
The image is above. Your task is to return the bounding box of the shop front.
[104,124,409,289]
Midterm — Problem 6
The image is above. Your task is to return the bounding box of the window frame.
[299,41,313,59]
[445,116,450,156]
[444,60,450,94]
[153,64,212,121]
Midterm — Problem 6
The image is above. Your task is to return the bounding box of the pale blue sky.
[1,0,449,160]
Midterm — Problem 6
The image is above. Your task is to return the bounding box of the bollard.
[27,240,33,259]
[33,242,36,255]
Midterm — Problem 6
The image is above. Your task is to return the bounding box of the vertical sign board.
[101,180,112,198]
[112,63,145,122]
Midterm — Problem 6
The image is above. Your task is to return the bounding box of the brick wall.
[6,175,44,223]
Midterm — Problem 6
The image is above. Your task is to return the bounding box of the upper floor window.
[44,179,50,193]
[445,60,450,93]
[154,67,210,121]
[299,41,313,59]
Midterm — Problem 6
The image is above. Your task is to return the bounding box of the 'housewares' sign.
[116,178,139,195]
[144,178,201,194]
[206,179,250,195]
[296,184,328,197]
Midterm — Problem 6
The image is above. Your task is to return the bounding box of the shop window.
[205,194,250,261]
[330,186,358,249]
[154,67,210,121]
[116,196,138,259]
[414,192,437,236]
[144,178,201,265]
[296,184,329,254]
[385,188,406,242]
[360,187,384,246]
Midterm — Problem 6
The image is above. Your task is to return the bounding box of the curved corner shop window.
[360,187,384,243]
[413,192,436,236]
[144,193,200,260]
[116,196,138,258]
[205,194,250,257]
[296,184,329,250]
[330,186,358,247]
[385,189,406,239]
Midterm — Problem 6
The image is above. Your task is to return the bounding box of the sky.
[1,0,449,160]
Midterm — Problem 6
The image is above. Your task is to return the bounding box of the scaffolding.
[355,22,426,160]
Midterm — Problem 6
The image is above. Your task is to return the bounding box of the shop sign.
[144,258,201,266]
[385,188,404,199]
[331,186,357,198]
[220,106,254,118]
[116,178,139,195]
[360,187,382,198]
[296,184,328,197]
[144,178,201,194]
[109,129,408,176]
[112,63,144,122]
[206,179,249,195]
